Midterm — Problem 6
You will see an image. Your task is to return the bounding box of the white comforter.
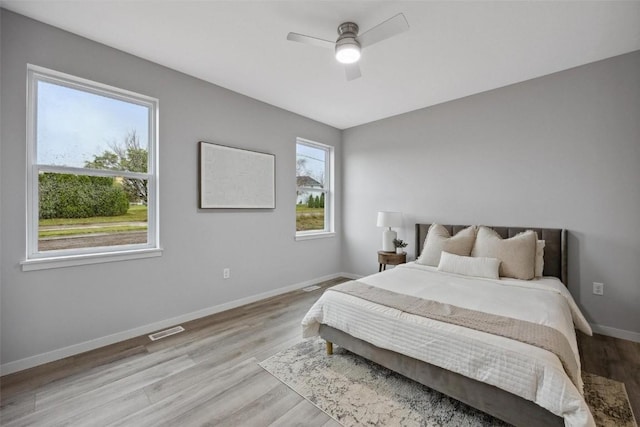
[302,262,594,427]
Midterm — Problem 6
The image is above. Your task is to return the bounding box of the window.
[23,65,160,270]
[296,138,334,239]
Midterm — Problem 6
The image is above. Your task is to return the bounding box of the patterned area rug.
[259,339,637,427]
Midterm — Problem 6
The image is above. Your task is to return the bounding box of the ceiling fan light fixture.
[335,38,361,64]
[287,14,409,80]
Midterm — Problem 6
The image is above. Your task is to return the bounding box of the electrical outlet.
[593,282,604,295]
[223,268,230,279]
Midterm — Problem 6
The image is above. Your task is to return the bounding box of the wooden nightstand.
[378,251,406,272]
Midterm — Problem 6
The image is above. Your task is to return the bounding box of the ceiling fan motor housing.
[337,22,359,38]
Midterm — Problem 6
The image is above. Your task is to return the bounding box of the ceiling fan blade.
[357,13,409,49]
[286,32,334,49]
[345,63,361,81]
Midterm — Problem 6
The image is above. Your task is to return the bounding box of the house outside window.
[23,65,160,270]
[295,138,334,239]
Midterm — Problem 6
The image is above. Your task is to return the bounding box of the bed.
[302,224,594,427]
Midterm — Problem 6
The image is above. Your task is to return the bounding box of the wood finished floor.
[1,277,638,426]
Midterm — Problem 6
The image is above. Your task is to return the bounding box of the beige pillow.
[416,224,477,267]
[437,251,500,280]
[535,240,545,277]
[471,227,537,280]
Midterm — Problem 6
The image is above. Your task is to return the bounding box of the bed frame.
[320,224,568,427]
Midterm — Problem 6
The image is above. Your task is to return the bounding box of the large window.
[23,65,160,270]
[296,138,334,238]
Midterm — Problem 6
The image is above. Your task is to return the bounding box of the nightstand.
[378,250,406,272]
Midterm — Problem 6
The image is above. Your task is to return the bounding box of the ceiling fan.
[286,13,409,81]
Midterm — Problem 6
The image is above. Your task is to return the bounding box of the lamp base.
[382,229,397,252]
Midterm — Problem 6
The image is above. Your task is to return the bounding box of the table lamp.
[377,211,402,252]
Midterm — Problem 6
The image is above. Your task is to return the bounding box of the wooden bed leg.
[326,341,333,355]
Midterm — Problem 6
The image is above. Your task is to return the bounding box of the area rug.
[259,339,637,427]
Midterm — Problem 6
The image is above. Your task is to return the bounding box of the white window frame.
[295,137,335,240]
[22,65,161,271]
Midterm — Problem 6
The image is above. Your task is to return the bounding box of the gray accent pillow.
[416,224,477,267]
[471,227,537,280]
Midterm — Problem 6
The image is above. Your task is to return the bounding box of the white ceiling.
[2,1,640,129]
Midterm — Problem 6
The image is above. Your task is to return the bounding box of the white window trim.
[20,248,163,271]
[23,65,161,270]
[295,231,336,241]
[295,137,334,240]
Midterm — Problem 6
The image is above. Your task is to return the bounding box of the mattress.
[301,262,594,427]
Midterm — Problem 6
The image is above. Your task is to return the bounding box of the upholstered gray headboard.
[415,224,568,285]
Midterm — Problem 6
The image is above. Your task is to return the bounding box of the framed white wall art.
[199,141,275,209]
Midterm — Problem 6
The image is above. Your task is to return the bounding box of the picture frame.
[199,141,275,209]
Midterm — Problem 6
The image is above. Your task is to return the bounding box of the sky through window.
[36,81,149,167]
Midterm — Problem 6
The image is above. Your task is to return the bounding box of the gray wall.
[0,10,342,367]
[342,51,640,337]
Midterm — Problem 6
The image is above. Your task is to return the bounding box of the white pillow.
[416,224,477,267]
[471,227,537,280]
[535,240,545,277]
[437,251,501,280]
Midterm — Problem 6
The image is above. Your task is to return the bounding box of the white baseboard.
[0,272,348,376]
[589,323,640,343]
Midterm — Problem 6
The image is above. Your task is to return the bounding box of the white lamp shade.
[376,211,402,228]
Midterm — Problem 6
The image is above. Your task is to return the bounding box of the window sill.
[21,248,163,271]
[295,231,336,241]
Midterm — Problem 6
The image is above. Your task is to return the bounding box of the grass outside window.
[296,205,324,231]
[38,205,148,249]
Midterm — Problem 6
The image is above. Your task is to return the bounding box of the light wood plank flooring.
[577,331,640,420]
[1,277,638,426]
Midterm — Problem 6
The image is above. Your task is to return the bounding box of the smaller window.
[296,138,334,238]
